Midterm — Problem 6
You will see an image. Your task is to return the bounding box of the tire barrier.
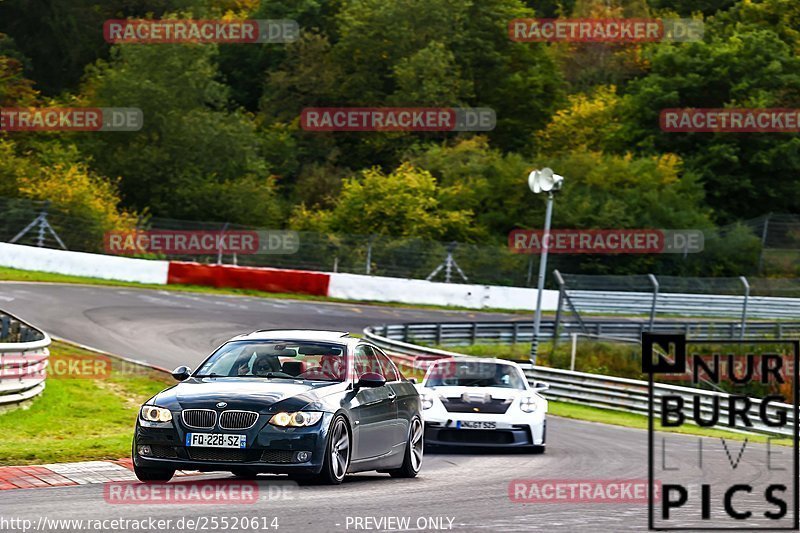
[0,310,51,410]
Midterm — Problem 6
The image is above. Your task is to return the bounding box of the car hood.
[153,377,348,413]
[418,385,527,401]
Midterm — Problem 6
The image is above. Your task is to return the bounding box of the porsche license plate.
[456,420,497,430]
[185,433,246,448]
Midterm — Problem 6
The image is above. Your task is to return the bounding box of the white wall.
[0,243,169,285]
[328,272,559,311]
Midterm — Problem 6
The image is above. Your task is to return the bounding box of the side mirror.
[171,366,192,381]
[357,372,386,389]
[533,381,549,392]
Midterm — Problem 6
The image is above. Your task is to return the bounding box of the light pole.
[528,168,564,364]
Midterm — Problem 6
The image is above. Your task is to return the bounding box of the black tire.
[230,468,260,479]
[530,445,546,454]
[389,416,423,478]
[314,415,350,485]
[133,463,175,482]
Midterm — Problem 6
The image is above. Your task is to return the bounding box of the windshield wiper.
[194,373,224,378]
[250,372,296,380]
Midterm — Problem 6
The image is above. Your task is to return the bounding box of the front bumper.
[133,414,332,474]
[423,420,545,448]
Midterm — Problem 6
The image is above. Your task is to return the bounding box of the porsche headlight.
[420,393,434,410]
[520,396,538,413]
[140,405,172,423]
[269,411,323,427]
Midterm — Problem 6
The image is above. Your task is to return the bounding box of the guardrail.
[371,319,800,346]
[556,271,800,320]
[0,310,50,410]
[366,323,796,438]
[565,290,800,320]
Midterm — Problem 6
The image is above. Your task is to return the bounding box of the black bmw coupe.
[133,330,423,484]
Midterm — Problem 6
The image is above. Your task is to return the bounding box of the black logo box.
[643,333,800,531]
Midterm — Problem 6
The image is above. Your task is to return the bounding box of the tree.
[619,29,800,222]
[289,162,476,241]
[535,85,625,155]
[78,43,283,226]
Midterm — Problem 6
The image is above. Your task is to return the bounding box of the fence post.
[739,276,750,340]
[570,333,578,371]
[758,213,771,275]
[216,222,229,265]
[471,323,478,345]
[435,323,442,345]
[552,270,566,348]
[647,273,659,331]
[365,235,374,275]
[512,322,519,344]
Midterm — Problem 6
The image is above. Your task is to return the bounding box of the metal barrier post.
[740,276,750,339]
[647,274,659,331]
[758,214,771,275]
[365,235,374,275]
[552,270,565,349]
[570,333,578,371]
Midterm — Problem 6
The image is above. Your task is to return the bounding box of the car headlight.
[520,396,538,413]
[421,393,434,410]
[140,405,172,423]
[269,411,323,427]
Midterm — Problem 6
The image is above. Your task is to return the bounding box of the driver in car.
[236,352,280,376]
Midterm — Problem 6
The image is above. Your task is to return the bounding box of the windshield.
[195,341,348,382]
[424,361,527,390]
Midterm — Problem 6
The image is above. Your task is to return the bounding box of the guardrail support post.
[739,276,750,339]
[647,274,659,331]
[552,270,565,349]
[471,323,477,345]
[435,323,442,345]
[570,333,578,371]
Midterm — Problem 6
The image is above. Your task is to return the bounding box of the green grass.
[550,401,792,446]
[0,265,531,314]
[0,341,172,465]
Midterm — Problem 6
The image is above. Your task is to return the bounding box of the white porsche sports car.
[415,357,548,452]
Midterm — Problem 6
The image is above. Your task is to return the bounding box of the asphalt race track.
[0,282,525,369]
[0,282,789,532]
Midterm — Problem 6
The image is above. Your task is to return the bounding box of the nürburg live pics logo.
[643,332,799,530]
